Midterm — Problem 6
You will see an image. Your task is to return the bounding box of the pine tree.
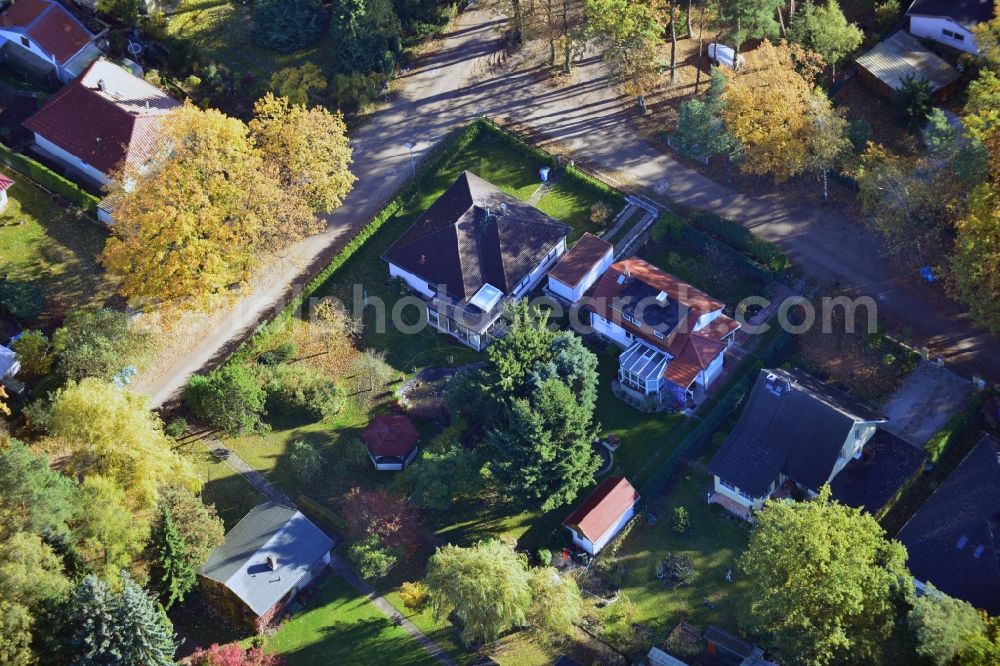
[150,503,196,609]
[67,573,177,666]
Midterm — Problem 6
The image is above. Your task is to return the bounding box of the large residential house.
[546,232,614,305]
[199,502,334,632]
[898,434,1000,614]
[586,257,740,408]
[0,0,101,83]
[708,368,887,517]
[906,0,995,55]
[23,57,180,221]
[383,171,569,351]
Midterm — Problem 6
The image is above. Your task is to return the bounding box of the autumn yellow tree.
[720,40,826,182]
[101,102,324,310]
[250,93,356,215]
[40,378,200,512]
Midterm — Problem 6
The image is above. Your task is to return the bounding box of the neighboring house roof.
[23,57,180,174]
[562,476,639,543]
[897,434,1000,614]
[0,344,19,378]
[383,171,570,303]
[0,0,94,64]
[0,172,14,191]
[830,429,927,513]
[200,502,333,617]
[708,368,886,498]
[547,232,611,288]
[906,0,995,29]
[856,31,960,93]
[363,414,419,458]
[587,258,739,388]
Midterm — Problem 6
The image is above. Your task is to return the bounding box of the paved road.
[139,5,1000,408]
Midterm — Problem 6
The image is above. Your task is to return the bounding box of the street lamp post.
[404,142,416,177]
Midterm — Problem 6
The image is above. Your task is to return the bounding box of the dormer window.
[20,36,29,48]
[654,330,664,339]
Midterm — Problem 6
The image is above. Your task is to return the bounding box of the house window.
[720,480,737,492]
[942,29,965,42]
[653,330,664,339]
[427,308,440,327]
[19,36,29,48]
[622,313,637,325]
[738,490,754,501]
[855,429,861,441]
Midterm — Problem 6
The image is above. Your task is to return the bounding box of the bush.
[288,440,323,481]
[672,506,690,534]
[537,548,552,566]
[253,0,329,54]
[0,280,44,319]
[263,364,339,422]
[10,329,51,380]
[894,75,934,131]
[399,581,430,610]
[590,201,612,228]
[186,364,267,435]
[347,533,399,580]
[164,417,188,440]
[651,212,684,244]
[258,343,296,366]
[659,553,695,589]
[53,308,149,382]
[688,211,789,272]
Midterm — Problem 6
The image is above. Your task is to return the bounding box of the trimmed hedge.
[0,142,100,213]
[689,211,789,273]
[298,494,348,534]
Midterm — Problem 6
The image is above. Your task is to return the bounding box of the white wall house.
[562,477,640,556]
[0,0,102,83]
[906,0,996,55]
[909,16,978,53]
[33,132,106,184]
[546,232,614,305]
[708,368,888,517]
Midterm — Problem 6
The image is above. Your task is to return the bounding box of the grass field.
[266,574,438,666]
[0,176,111,328]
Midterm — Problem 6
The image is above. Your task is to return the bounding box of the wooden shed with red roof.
[585,257,739,410]
[363,414,420,471]
[563,476,640,556]
[0,0,101,83]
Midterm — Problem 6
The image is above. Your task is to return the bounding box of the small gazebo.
[363,414,419,471]
[0,172,14,213]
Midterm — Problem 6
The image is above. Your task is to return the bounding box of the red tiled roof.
[587,258,740,389]
[0,0,94,64]
[548,232,612,288]
[562,476,639,543]
[23,58,180,174]
[0,172,14,191]
[363,415,419,458]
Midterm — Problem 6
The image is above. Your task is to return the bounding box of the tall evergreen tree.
[0,440,78,540]
[150,503,196,609]
[66,573,176,666]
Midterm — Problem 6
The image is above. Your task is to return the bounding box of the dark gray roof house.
[383,171,570,351]
[708,368,887,509]
[830,429,927,515]
[199,502,334,630]
[897,434,1000,614]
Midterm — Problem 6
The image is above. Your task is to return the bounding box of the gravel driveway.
[880,363,972,448]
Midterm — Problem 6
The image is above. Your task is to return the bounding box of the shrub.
[253,0,329,54]
[537,548,553,566]
[659,553,695,588]
[53,308,149,381]
[672,506,690,534]
[0,143,99,213]
[258,343,296,366]
[590,201,612,227]
[287,440,323,481]
[186,364,267,435]
[894,75,934,131]
[347,533,399,580]
[688,211,789,272]
[399,581,430,610]
[263,364,339,422]
[10,329,51,380]
[0,280,44,319]
[650,212,684,244]
[164,417,188,440]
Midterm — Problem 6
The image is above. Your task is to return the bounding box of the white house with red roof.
[546,232,614,305]
[562,476,640,556]
[0,0,101,83]
[23,57,180,222]
[586,257,740,409]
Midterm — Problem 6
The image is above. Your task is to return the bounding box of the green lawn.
[0,176,111,327]
[167,0,339,91]
[612,470,751,636]
[536,176,621,242]
[266,574,438,666]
